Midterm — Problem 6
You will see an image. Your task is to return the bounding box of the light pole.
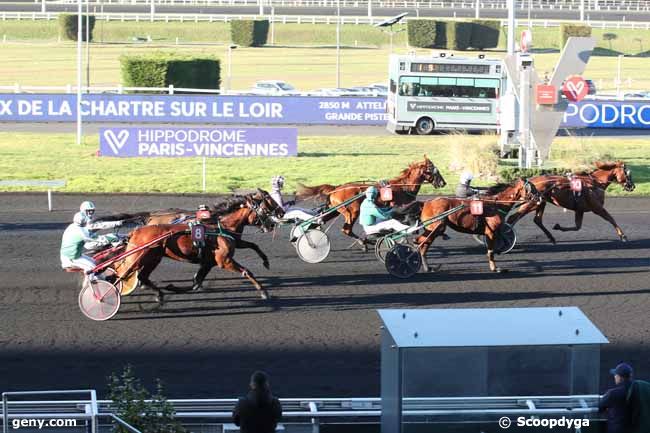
[475,0,479,19]
[336,0,341,88]
[86,0,90,92]
[226,44,237,92]
[76,0,82,145]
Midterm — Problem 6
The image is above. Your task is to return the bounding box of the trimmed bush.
[499,167,572,183]
[436,21,472,50]
[407,19,438,48]
[559,23,592,49]
[470,20,500,49]
[58,14,95,42]
[120,53,220,92]
[230,20,269,47]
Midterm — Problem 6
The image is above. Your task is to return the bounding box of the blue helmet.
[365,186,378,199]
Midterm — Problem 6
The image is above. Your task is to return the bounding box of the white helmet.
[73,212,87,226]
[271,175,285,190]
[80,201,96,218]
[460,171,474,185]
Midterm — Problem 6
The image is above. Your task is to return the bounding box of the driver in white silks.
[60,212,115,279]
[79,201,123,250]
[269,176,317,223]
[360,186,411,236]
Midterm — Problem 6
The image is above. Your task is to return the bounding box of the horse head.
[419,155,447,189]
[488,178,541,204]
[594,160,635,191]
[245,189,285,232]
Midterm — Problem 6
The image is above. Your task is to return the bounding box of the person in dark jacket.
[233,371,282,433]
[599,362,634,433]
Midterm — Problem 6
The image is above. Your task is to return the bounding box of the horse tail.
[295,183,337,202]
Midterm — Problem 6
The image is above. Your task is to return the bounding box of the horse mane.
[395,160,425,180]
[594,160,622,170]
[485,182,512,195]
[212,195,248,215]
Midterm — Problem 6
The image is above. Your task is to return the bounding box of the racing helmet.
[80,201,96,218]
[459,171,474,185]
[271,175,285,190]
[365,186,378,199]
[73,212,87,226]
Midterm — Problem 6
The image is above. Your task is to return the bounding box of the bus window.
[399,77,419,96]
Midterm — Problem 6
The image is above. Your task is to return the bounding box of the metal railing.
[2,11,650,28]
[15,0,650,11]
[1,393,604,433]
[0,84,223,94]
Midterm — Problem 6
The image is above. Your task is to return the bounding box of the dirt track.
[0,193,648,398]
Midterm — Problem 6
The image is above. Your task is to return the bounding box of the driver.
[455,171,482,198]
[360,186,410,235]
[80,201,123,232]
[269,175,317,222]
[60,212,109,276]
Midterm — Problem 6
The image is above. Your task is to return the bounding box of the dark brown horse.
[296,156,446,245]
[416,178,539,273]
[113,191,283,304]
[507,161,635,244]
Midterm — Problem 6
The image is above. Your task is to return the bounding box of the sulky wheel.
[78,278,121,321]
[374,235,396,263]
[296,229,331,263]
[385,244,422,279]
[494,223,517,255]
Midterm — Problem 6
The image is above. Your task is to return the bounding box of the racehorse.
[506,161,635,244]
[112,190,283,305]
[295,156,447,246]
[415,178,540,273]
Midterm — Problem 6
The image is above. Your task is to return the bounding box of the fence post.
[14,83,21,93]
[169,84,174,94]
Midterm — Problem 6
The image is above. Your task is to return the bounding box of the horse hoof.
[190,285,201,292]
[263,261,270,270]
[427,264,442,273]
[552,224,561,230]
[260,290,270,300]
[442,234,450,241]
[155,292,165,306]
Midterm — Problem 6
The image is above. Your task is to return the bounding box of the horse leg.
[590,205,628,241]
[553,209,584,232]
[339,208,366,251]
[236,239,269,269]
[191,261,214,292]
[531,201,556,244]
[215,250,270,300]
[416,222,445,273]
[484,229,502,273]
[137,251,165,306]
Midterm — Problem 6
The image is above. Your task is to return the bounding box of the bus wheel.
[415,117,434,135]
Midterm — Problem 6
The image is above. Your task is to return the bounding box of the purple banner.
[562,100,650,129]
[0,94,388,125]
[99,127,298,158]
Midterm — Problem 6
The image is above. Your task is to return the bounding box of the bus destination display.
[410,63,491,74]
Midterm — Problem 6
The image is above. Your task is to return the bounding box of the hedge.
[559,23,592,49]
[499,167,572,183]
[58,14,95,42]
[407,19,439,48]
[120,53,220,92]
[469,20,501,49]
[230,20,269,47]
[407,19,499,50]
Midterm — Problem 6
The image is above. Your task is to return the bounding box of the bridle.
[246,193,282,232]
[422,161,446,189]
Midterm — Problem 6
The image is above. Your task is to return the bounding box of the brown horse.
[416,178,539,273]
[507,161,635,244]
[296,156,446,246]
[113,191,283,304]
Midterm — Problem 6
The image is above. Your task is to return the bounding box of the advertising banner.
[99,127,298,157]
[0,94,388,125]
[562,100,650,129]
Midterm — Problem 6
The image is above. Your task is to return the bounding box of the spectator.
[627,371,650,433]
[232,371,282,433]
[599,363,634,433]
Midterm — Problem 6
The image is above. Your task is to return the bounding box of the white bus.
[387,53,505,135]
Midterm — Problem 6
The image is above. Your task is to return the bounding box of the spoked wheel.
[116,271,140,296]
[477,223,517,254]
[290,223,321,243]
[375,235,408,263]
[296,229,331,263]
[78,278,121,321]
[385,244,422,279]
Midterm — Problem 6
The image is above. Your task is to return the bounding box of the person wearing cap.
[232,371,282,433]
[269,175,317,223]
[599,362,634,433]
[60,212,107,275]
[360,186,410,235]
[455,171,480,198]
